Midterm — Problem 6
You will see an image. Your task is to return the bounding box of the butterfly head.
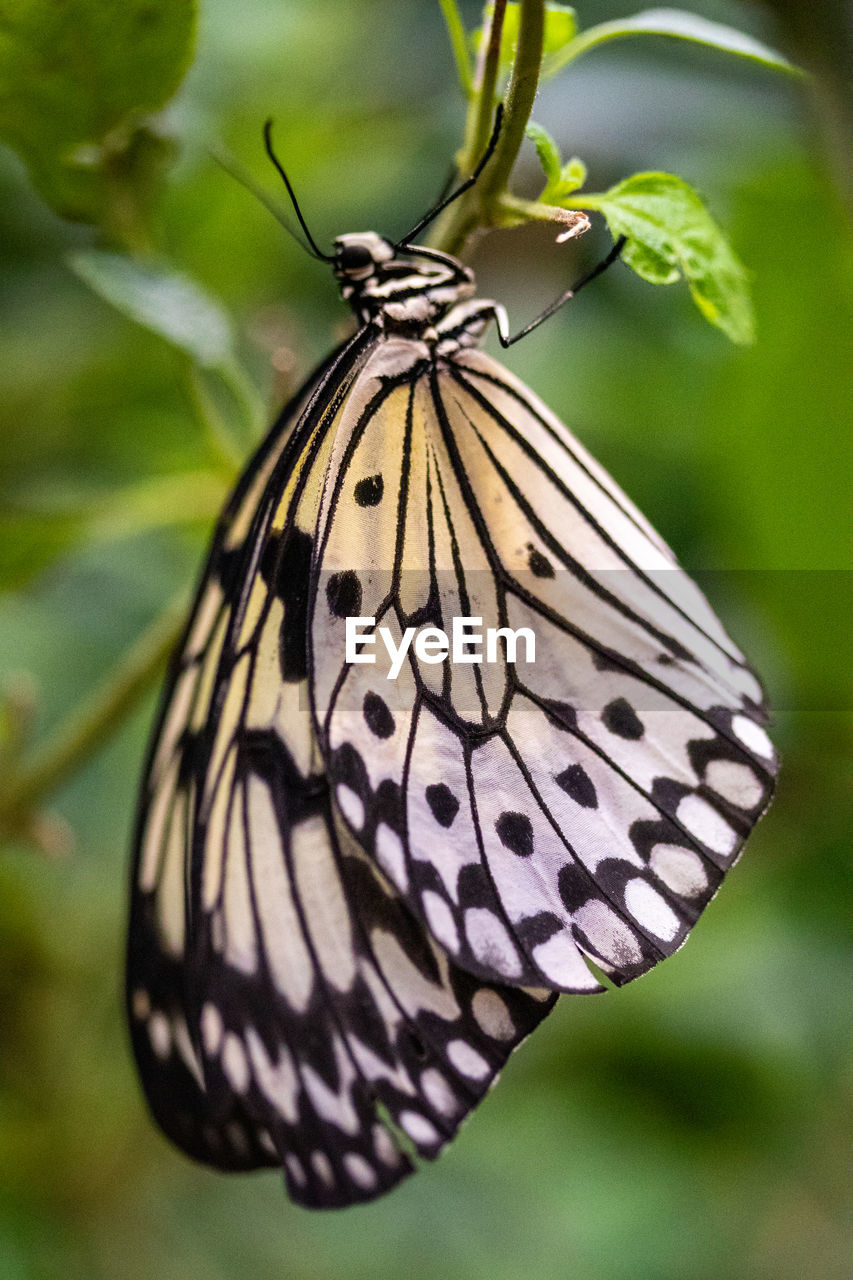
[332,232,395,282]
[332,232,474,332]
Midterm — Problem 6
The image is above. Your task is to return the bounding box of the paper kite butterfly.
[126,116,778,1208]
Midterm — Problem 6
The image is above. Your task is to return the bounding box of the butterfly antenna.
[397,104,504,248]
[499,235,628,348]
[263,119,334,262]
[209,140,319,253]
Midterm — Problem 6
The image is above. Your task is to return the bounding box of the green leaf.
[475,3,577,84]
[559,155,587,197]
[68,250,265,452]
[544,7,800,79]
[0,0,196,222]
[542,4,578,55]
[526,122,562,188]
[67,251,236,369]
[525,125,588,205]
[583,172,755,344]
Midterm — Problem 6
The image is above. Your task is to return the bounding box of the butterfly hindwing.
[128,330,556,1207]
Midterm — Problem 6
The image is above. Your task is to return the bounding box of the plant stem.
[480,0,544,205]
[429,0,508,255]
[0,592,189,836]
[430,0,545,257]
[439,0,473,97]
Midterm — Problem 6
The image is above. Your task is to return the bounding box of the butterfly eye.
[336,242,376,275]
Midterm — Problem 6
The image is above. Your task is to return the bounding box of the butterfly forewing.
[317,337,776,993]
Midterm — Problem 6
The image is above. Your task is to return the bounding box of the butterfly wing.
[127,330,556,1208]
[313,342,778,993]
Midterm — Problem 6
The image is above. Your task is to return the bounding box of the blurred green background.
[0,2,850,1277]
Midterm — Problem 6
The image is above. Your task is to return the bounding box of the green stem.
[439,0,473,97]
[498,192,587,227]
[430,0,545,257]
[0,592,189,835]
[430,0,507,255]
[480,0,544,204]
[464,0,507,171]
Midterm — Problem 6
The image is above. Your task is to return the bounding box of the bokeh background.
[0,2,850,1277]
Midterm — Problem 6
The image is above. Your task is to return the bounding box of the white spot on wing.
[172,1015,205,1087]
[336,784,365,830]
[399,1110,440,1147]
[373,1123,400,1166]
[148,1011,171,1060]
[649,844,708,897]
[420,1068,458,1116]
[446,1040,490,1080]
[311,1150,334,1186]
[532,930,601,989]
[471,989,514,1041]
[731,714,774,760]
[245,1029,299,1124]
[131,988,150,1020]
[201,1002,224,1056]
[464,908,522,979]
[422,890,459,953]
[705,759,764,809]
[222,1032,250,1093]
[624,879,681,942]
[302,1037,359,1135]
[676,795,737,856]
[375,823,408,891]
[574,900,643,965]
[343,1152,378,1191]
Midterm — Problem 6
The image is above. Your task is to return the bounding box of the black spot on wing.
[327,570,362,619]
[554,763,598,809]
[363,691,395,739]
[495,811,534,857]
[527,544,555,578]
[354,473,384,507]
[602,697,644,740]
[425,783,460,828]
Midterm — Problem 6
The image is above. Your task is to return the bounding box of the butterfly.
[126,118,778,1208]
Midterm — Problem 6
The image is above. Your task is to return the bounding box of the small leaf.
[585,172,755,343]
[542,5,578,55]
[67,251,236,369]
[526,122,562,188]
[559,156,587,197]
[0,0,196,222]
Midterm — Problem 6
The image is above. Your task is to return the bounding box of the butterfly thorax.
[333,232,477,339]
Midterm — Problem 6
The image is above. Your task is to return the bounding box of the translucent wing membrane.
[128,245,777,1209]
